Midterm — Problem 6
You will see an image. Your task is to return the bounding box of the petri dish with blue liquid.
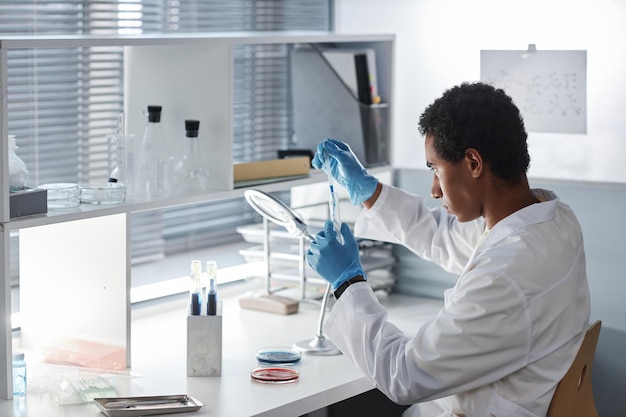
[255,346,302,365]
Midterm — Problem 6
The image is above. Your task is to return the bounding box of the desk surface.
[1,284,442,417]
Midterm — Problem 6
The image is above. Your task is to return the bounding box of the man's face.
[425,134,482,222]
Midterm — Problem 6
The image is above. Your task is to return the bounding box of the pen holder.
[359,102,389,166]
[186,311,222,377]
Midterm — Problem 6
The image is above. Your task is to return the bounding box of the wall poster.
[481,47,587,134]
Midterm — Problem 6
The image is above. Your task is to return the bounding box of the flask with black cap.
[134,105,173,198]
[174,119,209,193]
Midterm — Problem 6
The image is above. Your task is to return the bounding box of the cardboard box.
[234,156,310,184]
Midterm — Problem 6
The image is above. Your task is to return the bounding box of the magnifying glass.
[243,189,341,356]
[244,190,312,242]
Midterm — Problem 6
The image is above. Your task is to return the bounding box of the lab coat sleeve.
[354,185,483,274]
[325,261,531,405]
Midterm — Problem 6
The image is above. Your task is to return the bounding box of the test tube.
[206,261,218,315]
[189,260,202,315]
[325,152,343,244]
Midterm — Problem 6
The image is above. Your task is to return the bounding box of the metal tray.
[94,395,203,417]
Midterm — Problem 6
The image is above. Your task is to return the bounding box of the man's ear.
[465,148,483,178]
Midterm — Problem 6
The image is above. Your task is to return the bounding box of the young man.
[306,82,591,417]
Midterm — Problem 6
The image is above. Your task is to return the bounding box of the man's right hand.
[312,138,379,206]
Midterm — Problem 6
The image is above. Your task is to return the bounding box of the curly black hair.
[418,82,530,184]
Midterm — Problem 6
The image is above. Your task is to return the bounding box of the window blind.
[3,1,332,283]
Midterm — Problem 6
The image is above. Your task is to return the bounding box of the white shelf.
[1,166,391,231]
[0,32,395,401]
[0,32,394,49]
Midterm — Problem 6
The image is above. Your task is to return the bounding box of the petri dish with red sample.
[250,366,300,384]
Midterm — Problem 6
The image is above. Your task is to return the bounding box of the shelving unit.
[0,32,394,400]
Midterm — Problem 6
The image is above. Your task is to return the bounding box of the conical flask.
[133,105,173,198]
[174,119,210,193]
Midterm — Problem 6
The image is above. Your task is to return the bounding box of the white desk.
[0,284,442,417]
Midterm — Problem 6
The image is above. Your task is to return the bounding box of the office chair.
[547,320,602,417]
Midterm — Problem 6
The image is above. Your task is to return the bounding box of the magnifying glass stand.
[242,189,342,355]
[294,282,341,355]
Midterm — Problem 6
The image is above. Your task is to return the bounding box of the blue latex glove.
[312,138,379,205]
[306,220,366,290]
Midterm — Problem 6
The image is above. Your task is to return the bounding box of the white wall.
[336,0,626,183]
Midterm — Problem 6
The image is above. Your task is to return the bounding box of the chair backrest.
[547,320,602,417]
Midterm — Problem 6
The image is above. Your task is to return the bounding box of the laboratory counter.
[1,283,443,417]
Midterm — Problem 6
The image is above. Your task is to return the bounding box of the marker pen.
[206,260,218,315]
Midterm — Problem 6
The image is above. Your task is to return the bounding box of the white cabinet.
[0,32,394,399]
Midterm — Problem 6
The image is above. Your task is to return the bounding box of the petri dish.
[250,367,299,384]
[80,183,126,204]
[39,183,80,209]
[256,346,302,365]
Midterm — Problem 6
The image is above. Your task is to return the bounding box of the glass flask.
[133,105,173,198]
[174,119,209,193]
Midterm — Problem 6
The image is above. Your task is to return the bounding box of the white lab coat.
[324,185,591,417]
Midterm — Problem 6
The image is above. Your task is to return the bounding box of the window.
[3,1,332,286]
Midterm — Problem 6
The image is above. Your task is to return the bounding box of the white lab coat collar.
[466,189,559,273]
[479,188,557,248]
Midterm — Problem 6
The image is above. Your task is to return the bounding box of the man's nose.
[431,176,442,199]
